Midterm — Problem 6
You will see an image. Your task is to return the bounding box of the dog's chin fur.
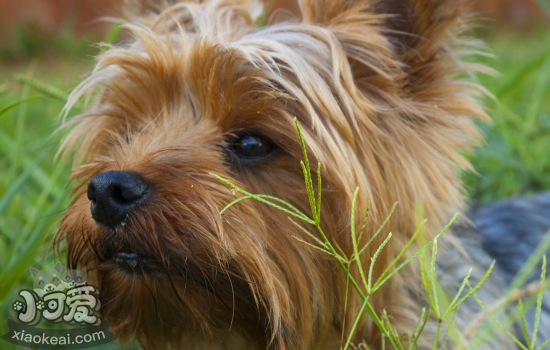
[54,0,512,349]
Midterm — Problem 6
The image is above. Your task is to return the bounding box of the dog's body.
[56,0,549,348]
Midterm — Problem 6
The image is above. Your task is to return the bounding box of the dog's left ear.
[300,0,480,95]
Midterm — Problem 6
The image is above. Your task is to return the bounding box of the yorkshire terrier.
[56,0,550,349]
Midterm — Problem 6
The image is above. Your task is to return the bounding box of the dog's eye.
[231,135,273,160]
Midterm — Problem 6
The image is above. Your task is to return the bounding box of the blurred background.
[0,0,549,348]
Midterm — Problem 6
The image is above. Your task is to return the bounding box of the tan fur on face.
[56,0,492,349]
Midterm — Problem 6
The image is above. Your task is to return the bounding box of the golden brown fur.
[55,0,510,349]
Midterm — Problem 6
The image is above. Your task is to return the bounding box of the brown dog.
[55,0,538,349]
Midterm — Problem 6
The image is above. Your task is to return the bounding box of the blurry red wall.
[0,0,547,43]
[0,0,122,42]
[475,0,543,26]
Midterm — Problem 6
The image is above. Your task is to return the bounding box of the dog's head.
[56,0,487,348]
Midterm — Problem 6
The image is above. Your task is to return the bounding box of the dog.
[55,0,550,349]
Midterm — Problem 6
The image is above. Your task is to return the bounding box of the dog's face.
[57,0,487,348]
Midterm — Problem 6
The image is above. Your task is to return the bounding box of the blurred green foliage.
[0,25,98,60]
[464,27,550,203]
[0,26,111,350]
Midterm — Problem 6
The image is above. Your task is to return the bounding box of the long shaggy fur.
[55,0,524,349]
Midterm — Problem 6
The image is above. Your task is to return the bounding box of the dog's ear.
[299,0,486,230]
[300,0,478,93]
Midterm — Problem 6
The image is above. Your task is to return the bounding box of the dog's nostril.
[87,171,149,229]
[87,182,97,202]
[110,185,126,204]
[110,182,147,204]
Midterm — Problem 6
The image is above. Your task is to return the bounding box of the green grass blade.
[524,58,550,132]
[254,194,307,217]
[466,281,528,350]
[430,240,440,318]
[341,271,352,348]
[410,309,431,350]
[510,230,550,291]
[0,129,63,195]
[376,219,427,287]
[357,202,371,243]
[0,152,46,216]
[518,299,532,348]
[443,267,472,318]
[368,233,392,293]
[453,262,495,312]
[373,215,457,293]
[343,297,371,350]
[295,118,318,221]
[220,195,253,214]
[316,162,322,224]
[16,75,69,102]
[531,255,546,349]
[439,309,460,350]
[421,247,438,318]
[333,240,349,261]
[497,46,550,97]
[0,95,43,117]
[103,21,123,45]
[351,187,369,290]
[382,310,404,350]
[289,218,346,261]
[292,236,346,261]
[19,163,64,240]
[0,191,67,301]
[357,203,398,256]
[212,173,313,224]
[289,218,325,246]
[536,337,550,350]
[301,161,318,221]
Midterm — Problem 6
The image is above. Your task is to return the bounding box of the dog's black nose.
[87,171,148,229]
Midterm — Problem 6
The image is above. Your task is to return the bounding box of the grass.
[464,26,550,203]
[0,20,549,350]
[0,29,112,350]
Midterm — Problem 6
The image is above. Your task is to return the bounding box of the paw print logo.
[12,301,24,312]
[36,300,45,311]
